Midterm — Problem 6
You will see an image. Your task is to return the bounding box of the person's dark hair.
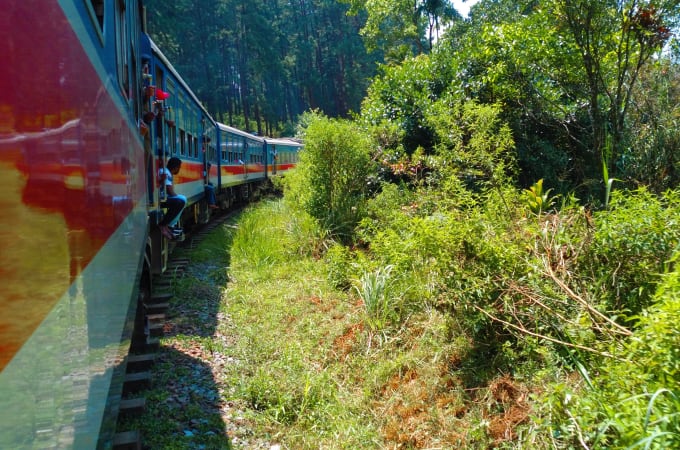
[167,157,182,170]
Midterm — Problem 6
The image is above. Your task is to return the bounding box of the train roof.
[264,137,303,147]
[142,33,216,127]
[216,122,265,143]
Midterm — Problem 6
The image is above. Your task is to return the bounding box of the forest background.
[143,0,680,448]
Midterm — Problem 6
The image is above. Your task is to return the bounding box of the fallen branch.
[474,305,617,359]
[543,262,632,337]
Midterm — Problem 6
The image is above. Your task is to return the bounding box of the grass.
[120,198,538,449]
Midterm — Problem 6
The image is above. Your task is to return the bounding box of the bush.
[324,242,354,290]
[425,95,517,194]
[360,55,437,155]
[550,257,680,449]
[581,188,680,318]
[286,111,375,243]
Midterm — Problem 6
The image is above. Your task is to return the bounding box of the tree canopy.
[146,0,680,193]
[145,0,383,135]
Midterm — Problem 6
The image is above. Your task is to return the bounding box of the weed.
[524,178,557,215]
[353,265,396,333]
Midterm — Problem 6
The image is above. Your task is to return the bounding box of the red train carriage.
[0,0,148,448]
[0,0,302,447]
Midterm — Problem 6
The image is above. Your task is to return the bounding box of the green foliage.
[550,0,679,179]
[287,111,375,242]
[524,179,557,214]
[146,0,380,131]
[622,61,680,192]
[360,182,416,234]
[341,0,461,60]
[324,242,354,290]
[353,265,397,332]
[434,3,589,191]
[222,199,384,447]
[432,0,680,194]
[581,188,680,317]
[425,96,517,191]
[231,199,325,273]
[361,55,438,155]
[603,152,617,210]
[550,259,680,449]
[360,183,530,338]
[244,346,335,425]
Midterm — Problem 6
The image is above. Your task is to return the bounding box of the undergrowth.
[126,185,680,449]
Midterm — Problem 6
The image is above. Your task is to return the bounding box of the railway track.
[113,209,240,449]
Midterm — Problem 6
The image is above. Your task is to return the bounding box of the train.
[0,0,301,448]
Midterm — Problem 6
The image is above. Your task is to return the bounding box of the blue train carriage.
[265,137,302,177]
[141,33,217,271]
[215,123,267,208]
[1,0,149,448]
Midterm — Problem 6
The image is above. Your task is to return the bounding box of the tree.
[341,0,460,61]
[552,0,678,177]
[146,0,381,133]
[432,0,680,192]
[360,54,438,156]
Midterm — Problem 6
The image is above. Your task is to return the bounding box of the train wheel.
[198,201,210,224]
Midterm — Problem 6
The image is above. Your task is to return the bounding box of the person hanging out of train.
[204,162,219,209]
[158,157,186,239]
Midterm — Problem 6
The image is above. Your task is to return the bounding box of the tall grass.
[223,198,382,447]
[353,265,395,332]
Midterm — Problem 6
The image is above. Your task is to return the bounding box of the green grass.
[212,199,520,448]
[120,199,542,449]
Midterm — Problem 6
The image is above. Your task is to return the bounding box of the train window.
[169,126,177,154]
[193,136,199,158]
[167,79,175,94]
[179,129,186,156]
[177,94,184,126]
[86,0,105,39]
[115,0,129,99]
[235,139,242,163]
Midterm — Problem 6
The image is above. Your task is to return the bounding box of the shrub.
[287,111,375,243]
[581,188,680,318]
[425,96,517,194]
[549,257,680,449]
[360,55,437,155]
[324,242,354,291]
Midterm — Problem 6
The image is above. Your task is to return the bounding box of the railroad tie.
[112,430,142,450]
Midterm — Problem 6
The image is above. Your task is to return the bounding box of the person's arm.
[166,183,177,197]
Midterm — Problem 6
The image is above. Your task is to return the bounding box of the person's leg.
[167,195,186,227]
[206,185,218,208]
[159,196,186,240]
[159,196,182,226]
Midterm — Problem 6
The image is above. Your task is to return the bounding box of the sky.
[452,0,480,18]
